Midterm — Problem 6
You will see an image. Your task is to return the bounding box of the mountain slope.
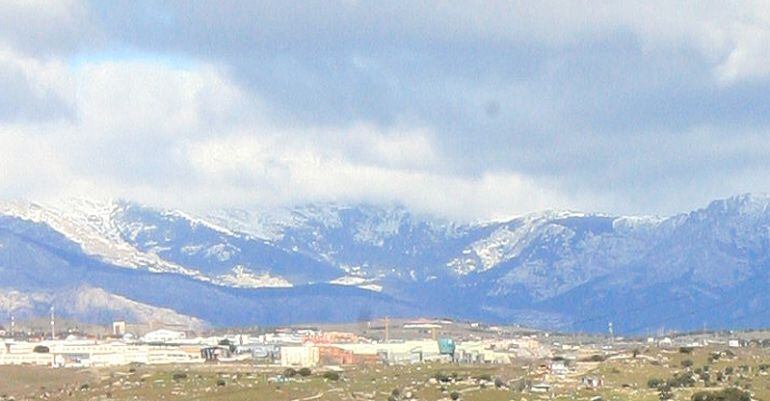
[2,194,770,333]
[0,214,417,327]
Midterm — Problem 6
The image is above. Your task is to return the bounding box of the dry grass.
[0,347,768,400]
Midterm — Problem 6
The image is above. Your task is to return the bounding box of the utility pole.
[608,322,614,345]
[50,306,55,340]
[9,314,14,336]
[384,316,390,342]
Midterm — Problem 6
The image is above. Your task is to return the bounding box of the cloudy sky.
[2,1,770,220]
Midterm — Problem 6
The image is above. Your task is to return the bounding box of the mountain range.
[1,194,770,334]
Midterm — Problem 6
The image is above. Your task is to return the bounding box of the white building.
[142,329,187,343]
[280,345,319,367]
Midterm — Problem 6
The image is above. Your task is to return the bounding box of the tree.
[283,368,297,378]
[298,368,312,377]
[32,345,49,353]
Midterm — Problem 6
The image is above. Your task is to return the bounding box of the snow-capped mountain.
[207,203,472,283]
[2,194,770,333]
[0,199,340,288]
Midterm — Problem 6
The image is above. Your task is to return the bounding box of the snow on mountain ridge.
[208,202,458,243]
[0,199,197,276]
[0,198,301,289]
[215,266,293,288]
[446,210,608,275]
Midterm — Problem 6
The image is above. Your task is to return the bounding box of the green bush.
[322,371,340,381]
[476,373,492,382]
[691,387,750,401]
[283,368,297,377]
[667,372,696,388]
[434,372,451,383]
[648,378,664,388]
[450,391,461,400]
[298,367,312,377]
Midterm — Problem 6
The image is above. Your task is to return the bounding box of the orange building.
[318,346,379,365]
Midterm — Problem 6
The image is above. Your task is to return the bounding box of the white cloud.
[0,46,75,120]
[75,60,257,139]
[184,131,565,220]
[0,0,97,56]
[0,45,568,220]
[5,1,770,219]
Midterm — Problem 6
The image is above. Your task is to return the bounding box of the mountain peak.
[704,193,770,216]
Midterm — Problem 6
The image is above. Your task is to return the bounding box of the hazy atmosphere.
[3,1,770,220]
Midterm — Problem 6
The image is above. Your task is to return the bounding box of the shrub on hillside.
[322,371,340,381]
[691,388,750,401]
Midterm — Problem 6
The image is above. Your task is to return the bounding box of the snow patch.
[215,266,293,288]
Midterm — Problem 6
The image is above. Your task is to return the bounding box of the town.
[1,315,769,401]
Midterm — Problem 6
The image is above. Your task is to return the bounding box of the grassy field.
[1,346,769,400]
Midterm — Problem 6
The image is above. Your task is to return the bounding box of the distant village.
[0,314,764,387]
